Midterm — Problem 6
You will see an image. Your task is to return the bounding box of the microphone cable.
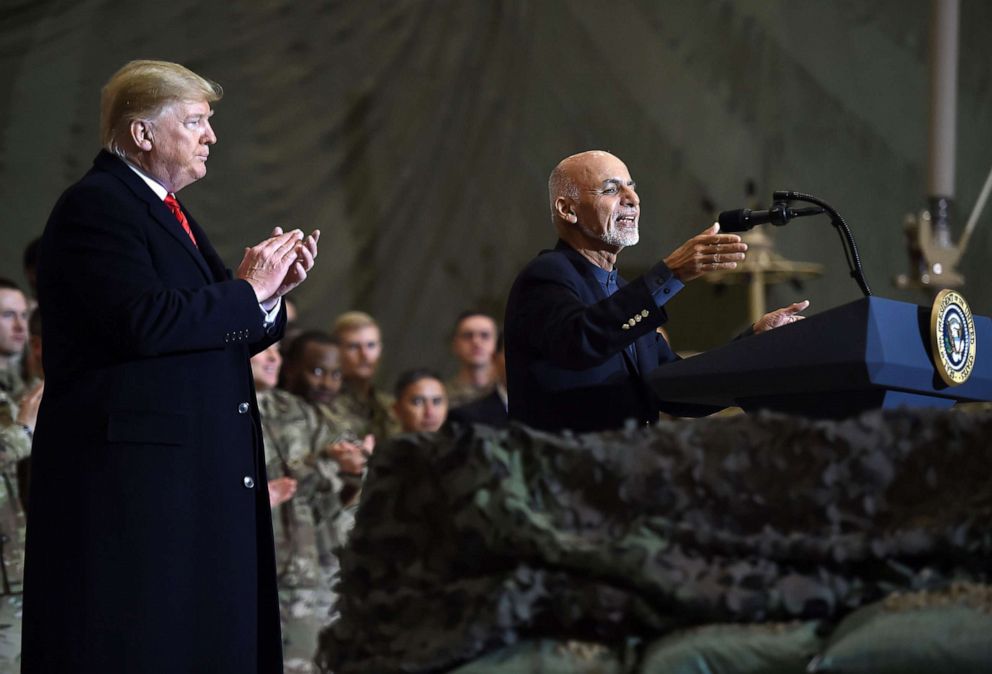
[773,190,872,297]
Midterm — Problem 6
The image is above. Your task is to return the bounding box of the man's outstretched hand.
[753,300,810,334]
[664,223,748,283]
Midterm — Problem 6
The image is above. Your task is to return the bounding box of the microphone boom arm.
[774,190,872,297]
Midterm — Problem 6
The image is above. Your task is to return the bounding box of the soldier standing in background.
[445,311,498,408]
[252,342,350,673]
[0,281,42,672]
[0,280,29,400]
[330,312,400,443]
[279,330,371,556]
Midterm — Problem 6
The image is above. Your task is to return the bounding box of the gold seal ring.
[930,289,976,386]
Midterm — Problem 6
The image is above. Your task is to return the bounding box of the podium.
[650,296,992,419]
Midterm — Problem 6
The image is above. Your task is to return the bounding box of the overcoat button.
[238,402,250,414]
[243,476,255,489]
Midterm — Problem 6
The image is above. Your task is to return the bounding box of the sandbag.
[448,639,624,674]
[809,583,992,673]
[639,621,821,674]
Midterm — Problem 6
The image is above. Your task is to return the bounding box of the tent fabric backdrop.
[2,0,991,384]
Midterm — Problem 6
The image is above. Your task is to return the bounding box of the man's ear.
[129,120,153,151]
[554,196,577,223]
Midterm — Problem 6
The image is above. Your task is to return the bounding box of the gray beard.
[603,228,639,247]
[581,222,639,248]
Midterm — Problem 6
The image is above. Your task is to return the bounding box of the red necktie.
[164,194,198,247]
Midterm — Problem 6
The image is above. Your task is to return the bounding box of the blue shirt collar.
[554,239,618,284]
[589,262,618,286]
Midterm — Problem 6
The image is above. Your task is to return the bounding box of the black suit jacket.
[23,151,283,673]
[505,240,712,433]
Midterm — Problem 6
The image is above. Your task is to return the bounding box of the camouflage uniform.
[313,399,364,441]
[314,385,394,579]
[445,377,495,409]
[0,369,23,400]
[332,383,400,441]
[258,388,347,674]
[0,387,32,673]
[312,400,363,544]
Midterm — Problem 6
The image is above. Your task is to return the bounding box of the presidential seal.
[930,289,976,386]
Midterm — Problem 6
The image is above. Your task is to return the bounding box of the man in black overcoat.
[22,60,319,673]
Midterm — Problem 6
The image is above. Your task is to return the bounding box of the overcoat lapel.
[182,209,229,282]
[94,151,215,283]
[148,200,214,282]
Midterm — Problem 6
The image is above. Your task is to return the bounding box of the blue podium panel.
[650,297,992,419]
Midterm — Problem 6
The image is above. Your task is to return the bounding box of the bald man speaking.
[505,150,807,433]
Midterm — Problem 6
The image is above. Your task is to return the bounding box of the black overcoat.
[22,151,283,673]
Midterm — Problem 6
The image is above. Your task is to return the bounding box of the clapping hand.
[325,434,374,475]
[267,476,297,508]
[236,227,320,304]
[267,226,320,299]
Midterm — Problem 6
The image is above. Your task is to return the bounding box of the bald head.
[548,151,612,211]
[547,150,640,250]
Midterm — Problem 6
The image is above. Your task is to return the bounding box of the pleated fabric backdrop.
[2,0,991,383]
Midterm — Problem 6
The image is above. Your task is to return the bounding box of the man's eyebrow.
[600,178,636,188]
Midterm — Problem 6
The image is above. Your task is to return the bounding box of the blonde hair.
[332,311,378,339]
[100,60,223,157]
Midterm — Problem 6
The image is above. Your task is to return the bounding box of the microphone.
[717,202,825,232]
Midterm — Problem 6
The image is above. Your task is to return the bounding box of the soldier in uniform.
[0,280,29,400]
[393,369,449,433]
[446,333,509,429]
[330,311,400,442]
[281,330,344,409]
[0,281,44,674]
[253,342,355,673]
[445,311,498,408]
[280,330,370,507]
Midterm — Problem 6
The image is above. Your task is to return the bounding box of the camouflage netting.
[316,409,992,673]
